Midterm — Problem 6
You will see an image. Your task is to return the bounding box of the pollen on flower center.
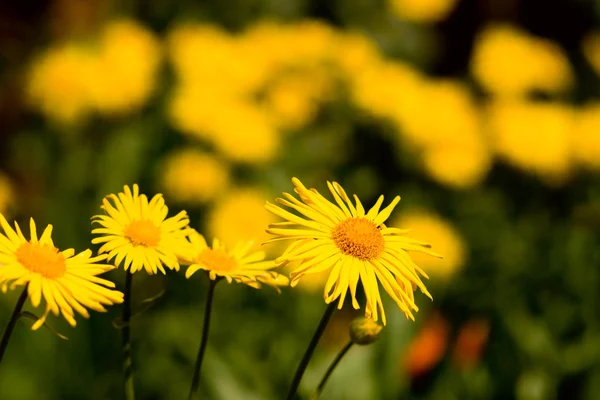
[16,242,66,279]
[196,249,237,272]
[124,220,161,247]
[332,218,385,260]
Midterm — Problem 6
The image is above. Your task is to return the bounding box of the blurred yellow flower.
[266,178,440,324]
[422,142,491,189]
[168,24,265,95]
[207,187,276,250]
[0,173,14,216]
[333,32,382,80]
[573,104,600,170]
[400,80,480,148]
[487,100,573,184]
[0,215,123,329]
[92,184,192,274]
[391,211,466,280]
[471,25,572,96]
[160,149,229,204]
[26,43,95,123]
[389,0,459,22]
[263,68,333,131]
[582,32,600,77]
[88,19,161,115]
[351,60,426,124]
[209,101,280,163]
[183,231,288,290]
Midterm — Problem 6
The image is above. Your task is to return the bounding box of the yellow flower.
[390,211,466,280]
[0,173,14,216]
[88,19,161,115]
[389,0,459,23]
[207,187,277,250]
[266,178,440,324]
[26,43,96,123]
[263,68,332,131]
[573,104,600,170]
[160,149,229,204]
[92,184,192,274]
[0,215,123,329]
[583,32,600,77]
[487,100,573,185]
[471,25,572,96]
[184,231,288,290]
[421,143,491,189]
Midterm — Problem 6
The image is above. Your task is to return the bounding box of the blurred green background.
[1,0,600,399]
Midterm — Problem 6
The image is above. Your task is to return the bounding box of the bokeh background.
[1,0,600,399]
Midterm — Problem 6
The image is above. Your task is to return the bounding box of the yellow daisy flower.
[0,215,123,329]
[265,178,440,324]
[184,231,289,291]
[92,184,192,274]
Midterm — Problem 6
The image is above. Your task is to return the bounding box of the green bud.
[349,317,382,345]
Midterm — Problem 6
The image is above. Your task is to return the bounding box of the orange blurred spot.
[452,319,490,370]
[402,314,449,378]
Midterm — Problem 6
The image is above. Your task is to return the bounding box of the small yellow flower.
[471,25,572,96]
[160,149,229,204]
[92,184,192,274]
[184,231,289,290]
[487,100,573,185]
[391,211,466,280]
[266,178,440,324]
[207,187,276,250]
[0,173,14,216]
[389,0,459,23]
[573,104,600,170]
[88,19,161,115]
[0,215,123,329]
[26,43,96,123]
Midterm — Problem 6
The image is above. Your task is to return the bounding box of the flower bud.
[349,317,382,345]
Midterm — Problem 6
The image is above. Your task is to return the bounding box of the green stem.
[286,302,337,400]
[188,278,218,400]
[122,270,135,400]
[310,341,354,400]
[0,285,28,365]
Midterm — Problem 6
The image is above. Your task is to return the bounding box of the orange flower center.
[196,249,237,272]
[15,242,66,279]
[332,218,384,260]
[124,220,161,247]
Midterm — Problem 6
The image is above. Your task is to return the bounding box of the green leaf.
[19,311,69,340]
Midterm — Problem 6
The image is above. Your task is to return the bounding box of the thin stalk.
[122,270,135,400]
[0,285,28,365]
[310,341,354,400]
[188,278,218,400]
[286,302,337,400]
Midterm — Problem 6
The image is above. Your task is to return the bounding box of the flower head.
[183,231,288,291]
[92,184,192,274]
[265,178,440,324]
[0,215,123,329]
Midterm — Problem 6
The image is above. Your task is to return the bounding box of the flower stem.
[122,270,135,400]
[286,302,337,400]
[188,278,218,400]
[310,341,354,400]
[0,285,28,365]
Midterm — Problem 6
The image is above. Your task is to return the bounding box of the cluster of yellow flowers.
[0,179,440,331]
[26,17,600,189]
[27,19,161,123]
[472,25,600,184]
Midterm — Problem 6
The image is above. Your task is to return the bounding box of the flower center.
[196,249,237,272]
[15,242,66,279]
[124,220,161,247]
[332,218,384,260]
